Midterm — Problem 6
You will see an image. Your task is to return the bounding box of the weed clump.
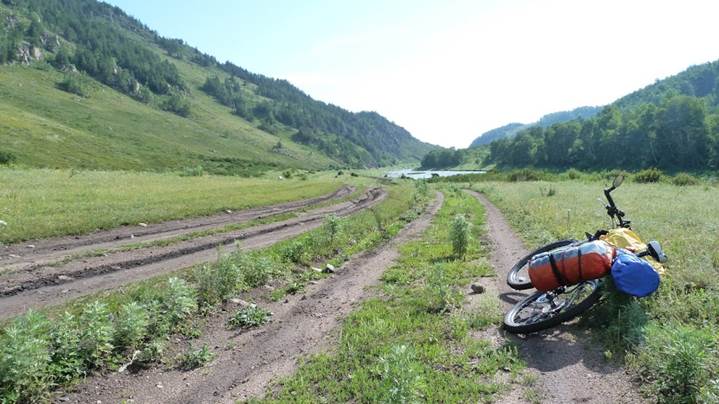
[633,168,663,183]
[162,277,198,328]
[78,301,115,368]
[376,345,423,403]
[449,214,470,259]
[0,311,51,403]
[115,302,150,351]
[672,173,699,186]
[178,345,215,370]
[227,305,272,329]
[628,323,716,402]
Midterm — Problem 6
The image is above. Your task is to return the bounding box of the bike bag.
[610,250,660,297]
[528,240,616,292]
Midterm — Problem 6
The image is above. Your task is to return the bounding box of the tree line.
[488,96,719,171]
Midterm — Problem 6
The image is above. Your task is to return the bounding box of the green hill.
[0,0,435,173]
[485,61,719,171]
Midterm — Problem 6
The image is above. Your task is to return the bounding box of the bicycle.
[502,175,667,334]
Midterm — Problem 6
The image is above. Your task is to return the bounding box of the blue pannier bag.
[610,250,660,297]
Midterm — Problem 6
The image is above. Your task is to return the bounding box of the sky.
[105,0,719,148]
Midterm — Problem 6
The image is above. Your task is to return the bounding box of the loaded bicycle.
[503,175,667,334]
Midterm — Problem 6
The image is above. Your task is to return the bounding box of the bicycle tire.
[507,239,576,290]
[503,280,601,334]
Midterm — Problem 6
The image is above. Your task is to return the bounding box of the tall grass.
[479,180,719,402]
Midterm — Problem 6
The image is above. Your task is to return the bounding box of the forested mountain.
[487,61,719,171]
[469,106,601,147]
[0,0,434,172]
[469,123,524,147]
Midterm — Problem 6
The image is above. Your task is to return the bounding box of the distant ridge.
[469,106,601,148]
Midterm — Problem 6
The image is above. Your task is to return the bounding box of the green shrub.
[280,241,305,264]
[633,168,663,183]
[282,170,293,179]
[449,214,470,259]
[508,168,543,182]
[375,345,423,403]
[629,323,715,403]
[672,173,700,186]
[241,255,276,287]
[178,344,215,370]
[0,150,16,165]
[78,301,115,368]
[423,265,462,313]
[161,92,191,117]
[48,313,84,384]
[114,302,149,351]
[324,214,343,246]
[227,305,272,329]
[57,74,89,97]
[195,257,243,307]
[135,340,165,368]
[162,277,197,327]
[0,311,52,402]
[566,168,582,180]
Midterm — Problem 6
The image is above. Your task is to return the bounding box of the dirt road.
[62,192,444,404]
[466,190,644,404]
[0,187,383,320]
[0,185,354,275]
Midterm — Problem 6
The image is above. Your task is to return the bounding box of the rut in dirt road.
[0,188,384,320]
[63,192,445,404]
[465,190,645,404]
[0,185,355,275]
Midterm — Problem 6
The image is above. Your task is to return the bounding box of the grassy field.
[0,180,422,402]
[259,187,524,402]
[474,179,719,402]
[0,168,345,244]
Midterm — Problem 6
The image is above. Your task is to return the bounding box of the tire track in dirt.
[466,190,645,404]
[0,185,355,274]
[62,192,444,404]
[0,188,383,320]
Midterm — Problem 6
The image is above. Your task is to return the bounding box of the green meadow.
[0,168,343,244]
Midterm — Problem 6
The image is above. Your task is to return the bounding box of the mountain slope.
[0,0,435,172]
[469,106,601,148]
[614,60,719,109]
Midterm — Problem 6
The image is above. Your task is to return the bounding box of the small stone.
[470,283,486,294]
[324,264,336,273]
[0,220,7,226]
[156,383,163,389]
[130,234,135,239]
[58,397,70,402]
[8,254,20,258]
[27,244,36,249]
[309,280,319,285]
[138,223,148,227]
[225,210,233,214]
[311,267,323,273]
[58,275,74,281]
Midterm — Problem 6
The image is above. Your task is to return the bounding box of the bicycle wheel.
[503,280,601,334]
[507,239,576,290]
